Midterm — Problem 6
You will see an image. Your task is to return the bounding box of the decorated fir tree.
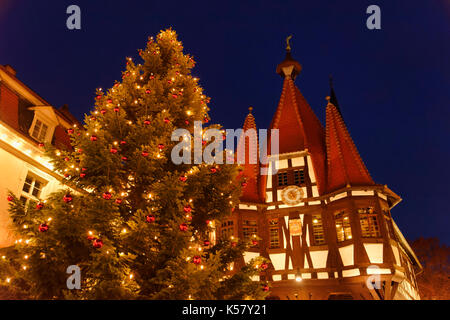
[0,29,269,300]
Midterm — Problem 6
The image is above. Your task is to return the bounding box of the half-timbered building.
[221,47,423,300]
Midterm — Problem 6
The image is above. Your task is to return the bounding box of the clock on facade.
[280,185,305,205]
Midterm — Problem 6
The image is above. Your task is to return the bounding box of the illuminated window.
[334,211,352,242]
[268,219,280,248]
[293,169,305,185]
[20,173,46,207]
[31,119,48,142]
[277,172,288,186]
[220,220,234,240]
[312,215,326,245]
[243,220,258,241]
[359,207,381,238]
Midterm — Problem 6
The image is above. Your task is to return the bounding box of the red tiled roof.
[266,77,327,195]
[325,98,374,192]
[237,108,262,203]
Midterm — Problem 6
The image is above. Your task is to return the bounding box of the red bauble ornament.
[38,143,45,148]
[110,148,118,154]
[210,168,217,173]
[184,120,189,125]
[120,140,126,145]
[115,199,123,204]
[150,75,155,80]
[63,194,73,203]
[179,223,188,232]
[121,156,128,161]
[183,205,192,213]
[64,173,70,178]
[145,89,151,94]
[203,240,210,246]
[192,256,201,265]
[107,99,113,104]
[252,239,258,246]
[67,128,74,134]
[146,215,155,223]
[179,176,187,182]
[80,173,86,178]
[144,119,151,125]
[167,80,172,84]
[241,182,248,187]
[93,239,103,249]
[203,117,209,123]
[36,202,44,210]
[90,135,98,141]
[260,263,269,270]
[64,157,69,162]
[77,148,83,153]
[87,235,95,241]
[100,109,107,115]
[158,144,165,150]
[262,285,269,292]
[96,95,102,100]
[39,223,49,233]
[7,195,13,202]
[202,140,207,146]
[142,150,149,157]
[81,167,87,172]
[114,107,120,112]
[164,118,170,124]
[172,94,178,99]
[102,192,112,200]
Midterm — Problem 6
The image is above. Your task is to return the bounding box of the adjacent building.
[0,65,78,247]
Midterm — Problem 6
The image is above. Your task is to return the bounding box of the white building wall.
[0,147,66,247]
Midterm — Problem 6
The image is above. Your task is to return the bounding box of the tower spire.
[325,96,374,192]
[329,75,342,115]
[237,107,262,203]
[276,35,302,79]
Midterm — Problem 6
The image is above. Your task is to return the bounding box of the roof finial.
[248,106,253,113]
[286,35,293,52]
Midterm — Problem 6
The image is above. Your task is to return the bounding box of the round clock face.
[281,185,305,205]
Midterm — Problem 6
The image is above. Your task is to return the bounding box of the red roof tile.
[237,108,262,203]
[266,77,327,195]
[325,98,374,192]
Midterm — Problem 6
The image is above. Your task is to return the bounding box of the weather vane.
[286,35,293,51]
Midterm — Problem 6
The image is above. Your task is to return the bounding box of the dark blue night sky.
[1,1,449,243]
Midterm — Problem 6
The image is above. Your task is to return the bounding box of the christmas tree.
[0,29,269,300]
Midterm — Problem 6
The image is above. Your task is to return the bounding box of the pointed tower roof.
[264,38,327,195]
[237,107,263,203]
[329,75,341,115]
[325,96,375,192]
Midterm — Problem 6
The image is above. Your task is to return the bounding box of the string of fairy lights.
[1,29,271,295]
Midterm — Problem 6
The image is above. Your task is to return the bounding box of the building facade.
[223,49,422,300]
[0,65,78,247]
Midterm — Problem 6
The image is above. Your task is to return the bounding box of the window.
[334,211,352,242]
[277,172,288,186]
[243,220,258,241]
[20,174,46,207]
[312,215,326,245]
[31,119,48,142]
[294,169,305,185]
[359,207,381,238]
[268,219,280,248]
[221,220,234,240]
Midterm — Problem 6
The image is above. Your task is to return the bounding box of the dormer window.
[31,119,49,142]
